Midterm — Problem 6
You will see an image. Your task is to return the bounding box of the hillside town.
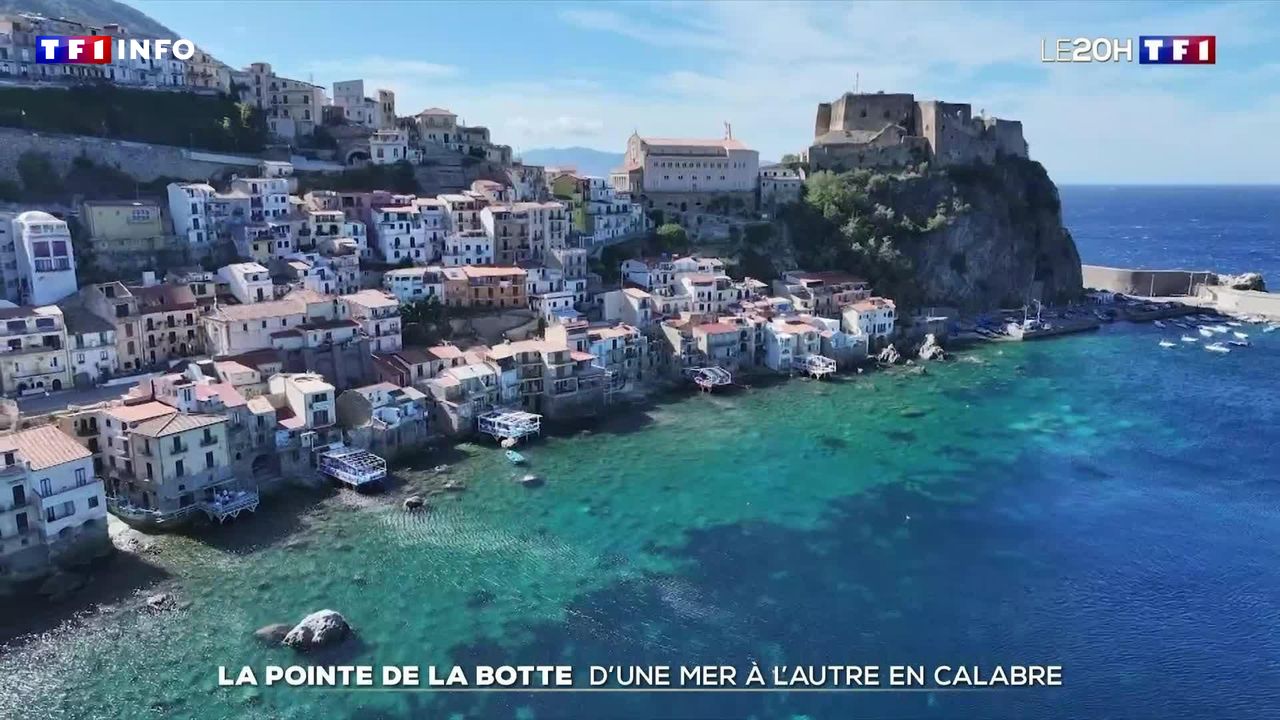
[0,10,939,592]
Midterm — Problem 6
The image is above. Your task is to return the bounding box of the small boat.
[1226,321,1242,327]
[1265,324,1279,334]
[1211,325,1230,334]
[1181,335,1199,343]
[518,473,544,488]
[1158,340,1177,348]
[1205,343,1230,354]
[505,450,526,464]
[1198,327,1214,338]
[1229,339,1249,347]
[1233,331,1249,340]
[1154,320,1167,328]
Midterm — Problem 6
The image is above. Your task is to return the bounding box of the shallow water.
[2,324,1278,719]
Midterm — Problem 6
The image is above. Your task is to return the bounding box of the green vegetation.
[401,296,453,347]
[654,223,690,254]
[0,86,267,153]
[297,161,420,194]
[8,151,185,202]
[781,168,946,308]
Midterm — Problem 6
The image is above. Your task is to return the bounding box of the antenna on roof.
[724,121,732,140]
[855,72,859,93]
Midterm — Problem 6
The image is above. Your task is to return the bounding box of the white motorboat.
[1226,321,1242,327]
[1181,335,1199,343]
[1264,324,1279,334]
[1154,320,1167,328]
[1211,325,1230,334]
[1199,327,1214,338]
[1158,340,1177,348]
[1233,331,1249,340]
[1205,342,1230,354]
[1228,339,1250,348]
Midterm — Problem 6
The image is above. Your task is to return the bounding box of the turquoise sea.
[2,321,1279,719]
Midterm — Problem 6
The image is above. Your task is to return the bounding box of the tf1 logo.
[35,35,196,64]
[1041,36,1216,64]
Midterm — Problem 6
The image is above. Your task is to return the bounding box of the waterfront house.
[773,270,871,316]
[336,382,430,459]
[0,303,71,397]
[842,297,897,342]
[340,290,402,353]
[0,425,107,583]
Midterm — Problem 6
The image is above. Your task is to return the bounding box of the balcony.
[200,435,218,448]
[170,441,189,454]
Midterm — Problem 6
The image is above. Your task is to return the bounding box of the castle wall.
[828,93,916,135]
[987,118,1029,159]
[814,103,833,137]
[809,136,929,172]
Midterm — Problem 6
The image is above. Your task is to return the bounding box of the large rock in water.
[918,334,946,361]
[282,610,351,651]
[877,344,902,365]
[1216,272,1266,292]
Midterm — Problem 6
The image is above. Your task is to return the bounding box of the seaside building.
[332,79,396,130]
[370,205,429,265]
[441,230,493,267]
[0,303,71,396]
[0,425,108,583]
[773,270,871,315]
[382,266,444,304]
[339,290,402,353]
[842,297,897,341]
[461,266,527,309]
[100,400,235,523]
[602,288,655,329]
[62,310,118,388]
[587,323,650,392]
[335,382,430,459]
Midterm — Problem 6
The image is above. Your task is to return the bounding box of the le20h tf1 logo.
[1041,36,1216,64]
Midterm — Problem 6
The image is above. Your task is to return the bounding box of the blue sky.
[127,0,1280,184]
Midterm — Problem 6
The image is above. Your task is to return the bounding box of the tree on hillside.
[401,296,452,347]
[654,223,689,253]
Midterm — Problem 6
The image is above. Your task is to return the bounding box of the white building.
[579,176,645,245]
[762,317,823,372]
[218,262,274,304]
[12,211,77,306]
[842,297,897,339]
[531,290,578,323]
[332,79,395,129]
[601,287,654,329]
[340,290,402,353]
[371,206,428,264]
[63,309,118,387]
[382,266,445,304]
[441,230,492,267]
[229,177,290,223]
[370,130,412,165]
[758,163,803,209]
[414,198,446,261]
[0,425,108,582]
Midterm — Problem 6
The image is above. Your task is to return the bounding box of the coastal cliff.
[742,157,1082,311]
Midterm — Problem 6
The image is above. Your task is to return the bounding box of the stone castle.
[808,91,1027,172]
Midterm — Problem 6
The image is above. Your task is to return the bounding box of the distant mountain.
[518,147,624,177]
[0,0,177,38]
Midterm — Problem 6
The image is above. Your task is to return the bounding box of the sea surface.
[0,188,1278,719]
[1062,185,1280,285]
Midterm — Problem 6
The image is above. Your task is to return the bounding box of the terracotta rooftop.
[694,322,740,335]
[107,401,178,424]
[0,425,92,471]
[131,412,226,438]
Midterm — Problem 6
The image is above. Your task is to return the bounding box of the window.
[175,459,185,477]
[75,468,86,485]
[205,451,214,469]
[88,496,99,509]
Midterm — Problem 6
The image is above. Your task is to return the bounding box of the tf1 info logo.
[1042,36,1216,64]
[35,36,196,64]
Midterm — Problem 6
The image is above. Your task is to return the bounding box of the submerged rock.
[144,592,175,612]
[39,571,86,601]
[403,495,425,511]
[519,474,544,488]
[282,610,351,651]
[443,480,466,492]
[254,623,292,644]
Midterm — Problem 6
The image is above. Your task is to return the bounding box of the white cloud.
[507,115,605,139]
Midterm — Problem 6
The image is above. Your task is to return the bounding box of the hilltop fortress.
[809,91,1027,172]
